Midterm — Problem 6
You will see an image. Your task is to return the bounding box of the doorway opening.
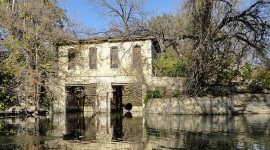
[111,85,123,112]
[65,86,85,112]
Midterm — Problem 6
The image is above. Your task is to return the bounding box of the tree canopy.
[0,0,69,109]
[146,0,270,95]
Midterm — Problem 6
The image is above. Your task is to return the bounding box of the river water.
[0,112,269,150]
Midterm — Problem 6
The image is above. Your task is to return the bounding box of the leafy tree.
[146,13,189,77]
[147,13,188,57]
[0,0,70,109]
[187,0,270,95]
[0,52,19,109]
[177,0,270,96]
[249,67,270,92]
[154,58,186,77]
[146,0,270,96]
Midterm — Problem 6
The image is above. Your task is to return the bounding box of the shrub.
[154,58,187,77]
[249,69,270,92]
[240,63,253,81]
[215,69,240,86]
[144,88,161,104]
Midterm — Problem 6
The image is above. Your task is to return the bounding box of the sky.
[58,0,182,32]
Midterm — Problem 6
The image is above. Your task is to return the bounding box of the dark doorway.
[111,85,123,112]
[65,86,85,112]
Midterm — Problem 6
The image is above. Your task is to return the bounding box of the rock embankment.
[145,94,270,114]
[0,105,48,116]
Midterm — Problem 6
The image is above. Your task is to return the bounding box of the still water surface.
[0,113,269,149]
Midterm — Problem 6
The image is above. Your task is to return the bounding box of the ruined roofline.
[57,36,158,46]
[57,36,161,52]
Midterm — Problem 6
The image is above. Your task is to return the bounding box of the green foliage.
[40,96,53,110]
[144,88,161,104]
[0,0,69,109]
[240,63,253,81]
[215,69,239,86]
[0,121,17,136]
[154,58,187,77]
[0,68,18,110]
[249,69,270,92]
[238,63,270,93]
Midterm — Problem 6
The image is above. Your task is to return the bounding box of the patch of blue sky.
[58,0,183,31]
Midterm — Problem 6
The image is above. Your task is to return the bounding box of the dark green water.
[0,113,269,149]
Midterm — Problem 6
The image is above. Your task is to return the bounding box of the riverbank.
[144,94,270,114]
[0,105,48,116]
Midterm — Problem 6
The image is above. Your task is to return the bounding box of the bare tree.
[179,0,270,96]
[89,0,146,36]
[145,0,270,95]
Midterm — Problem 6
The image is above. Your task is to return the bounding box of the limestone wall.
[144,77,185,98]
[146,77,185,90]
[145,94,270,114]
[122,84,142,106]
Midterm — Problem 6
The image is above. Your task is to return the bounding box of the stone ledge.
[145,94,270,115]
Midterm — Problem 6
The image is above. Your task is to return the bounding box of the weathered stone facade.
[51,37,167,113]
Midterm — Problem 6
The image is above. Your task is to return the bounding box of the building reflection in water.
[111,113,124,141]
[0,113,270,149]
[62,112,142,143]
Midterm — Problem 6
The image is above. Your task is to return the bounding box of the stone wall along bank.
[145,94,270,114]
